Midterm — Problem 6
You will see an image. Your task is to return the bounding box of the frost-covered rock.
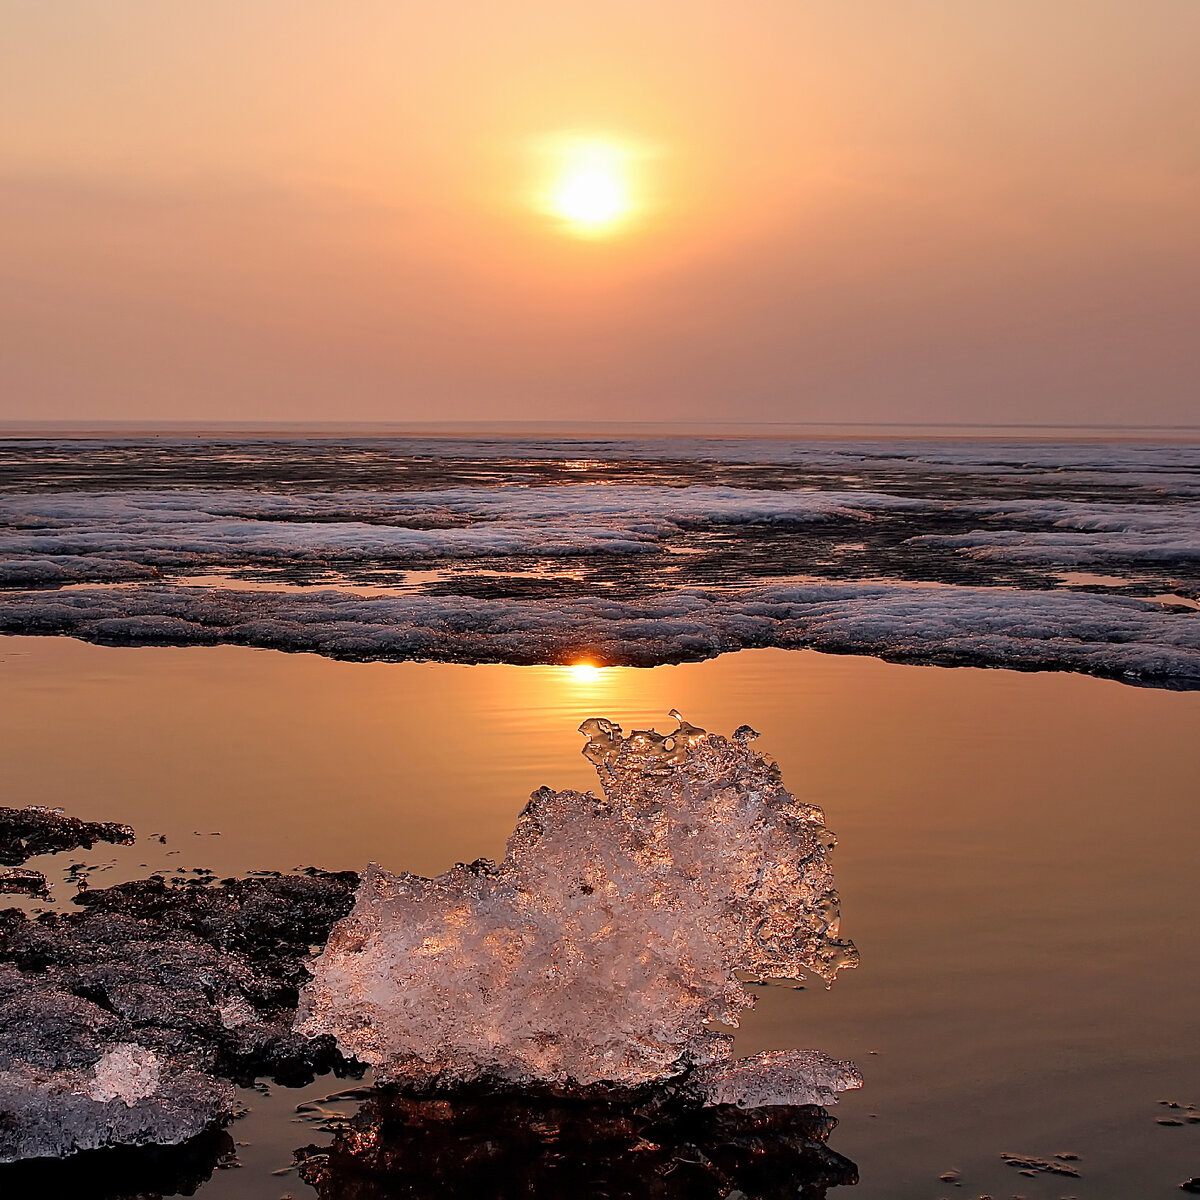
[298,716,859,1097]
[0,870,359,1162]
[0,969,234,1162]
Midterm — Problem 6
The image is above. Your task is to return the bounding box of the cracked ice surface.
[1,581,1195,687]
[297,716,861,1102]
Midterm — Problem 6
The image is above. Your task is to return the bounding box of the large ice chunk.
[297,716,859,1093]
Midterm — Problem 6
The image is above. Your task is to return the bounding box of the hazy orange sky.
[2,1,1197,426]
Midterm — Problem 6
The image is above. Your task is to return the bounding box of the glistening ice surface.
[1,436,1197,686]
[298,715,859,1098]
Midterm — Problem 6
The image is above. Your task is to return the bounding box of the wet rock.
[1160,1099,1200,1123]
[1000,1152,1081,1178]
[0,868,47,897]
[0,868,359,1162]
[0,806,134,867]
[294,1084,858,1199]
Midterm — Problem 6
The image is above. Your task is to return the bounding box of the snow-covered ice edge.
[0,579,1196,688]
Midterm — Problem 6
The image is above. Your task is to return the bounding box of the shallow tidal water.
[2,635,1199,1199]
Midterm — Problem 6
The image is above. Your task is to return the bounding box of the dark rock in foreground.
[0,806,134,867]
[0,868,47,897]
[295,1087,858,1200]
[0,868,359,1163]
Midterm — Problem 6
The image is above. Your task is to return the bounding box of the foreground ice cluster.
[298,715,861,1104]
[1,717,859,1172]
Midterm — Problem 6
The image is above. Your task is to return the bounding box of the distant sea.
[3,418,1200,441]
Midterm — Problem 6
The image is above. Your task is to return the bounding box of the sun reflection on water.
[566,660,603,683]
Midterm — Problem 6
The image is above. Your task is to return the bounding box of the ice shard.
[297,715,860,1098]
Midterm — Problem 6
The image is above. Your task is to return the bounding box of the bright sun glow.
[567,660,602,681]
[542,138,635,236]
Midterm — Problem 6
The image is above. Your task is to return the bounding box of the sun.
[540,137,636,236]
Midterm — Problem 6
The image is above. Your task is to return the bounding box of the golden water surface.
[2,636,1198,1199]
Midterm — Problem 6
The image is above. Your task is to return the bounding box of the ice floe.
[0,579,1195,686]
[1,437,1197,686]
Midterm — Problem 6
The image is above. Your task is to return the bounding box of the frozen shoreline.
[0,718,860,1166]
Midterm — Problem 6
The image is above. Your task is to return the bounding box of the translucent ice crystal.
[84,1044,162,1105]
[684,1049,863,1108]
[297,715,859,1094]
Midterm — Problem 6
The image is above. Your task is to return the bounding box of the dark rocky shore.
[0,809,359,1164]
[0,806,135,897]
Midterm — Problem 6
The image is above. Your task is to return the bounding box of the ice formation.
[84,1044,162,1105]
[2,435,1197,688]
[298,716,860,1098]
[3,579,1196,686]
[1,483,1195,583]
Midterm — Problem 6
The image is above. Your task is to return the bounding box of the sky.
[1,1,1197,427]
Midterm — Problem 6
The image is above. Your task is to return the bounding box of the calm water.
[2,637,1199,1199]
